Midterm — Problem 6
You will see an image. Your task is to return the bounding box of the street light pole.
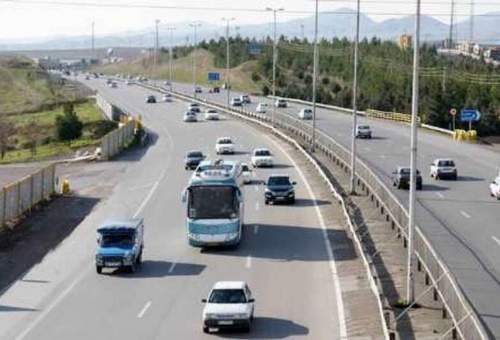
[350,0,361,194]
[222,17,235,107]
[407,0,422,304]
[154,19,160,87]
[311,0,319,153]
[266,7,284,127]
[167,26,176,91]
[190,22,202,98]
[91,21,95,60]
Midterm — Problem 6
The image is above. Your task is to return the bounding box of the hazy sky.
[0,0,498,41]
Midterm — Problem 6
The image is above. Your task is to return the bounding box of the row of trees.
[198,36,500,135]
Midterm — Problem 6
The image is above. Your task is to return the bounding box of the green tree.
[56,104,83,141]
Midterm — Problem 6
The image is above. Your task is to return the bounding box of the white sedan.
[241,163,252,184]
[251,148,273,168]
[490,176,500,199]
[215,137,235,154]
[256,103,268,113]
[202,281,255,333]
[205,109,220,121]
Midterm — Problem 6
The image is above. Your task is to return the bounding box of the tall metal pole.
[154,19,159,86]
[222,18,235,107]
[91,21,95,60]
[350,0,361,194]
[167,26,175,90]
[407,0,421,304]
[266,7,284,127]
[469,0,474,42]
[300,24,305,40]
[311,0,319,153]
[190,22,201,98]
[448,0,455,49]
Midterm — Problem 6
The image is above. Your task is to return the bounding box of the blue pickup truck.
[95,219,144,274]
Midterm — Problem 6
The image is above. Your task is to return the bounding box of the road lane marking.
[168,262,176,274]
[137,301,152,319]
[255,202,260,211]
[492,236,500,247]
[254,225,259,235]
[254,185,259,192]
[460,210,471,219]
[265,135,348,338]
[435,192,444,199]
[245,256,252,269]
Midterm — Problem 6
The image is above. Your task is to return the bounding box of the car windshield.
[242,165,249,172]
[99,232,135,247]
[268,176,291,186]
[207,110,217,113]
[255,150,271,156]
[438,160,455,167]
[209,289,247,304]
[400,168,420,175]
[188,152,202,158]
[188,186,238,219]
[218,139,232,144]
[359,125,370,130]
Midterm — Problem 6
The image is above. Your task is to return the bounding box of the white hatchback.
[205,109,220,121]
[202,281,255,333]
[298,108,313,120]
[256,103,268,113]
[251,148,273,168]
[215,137,235,154]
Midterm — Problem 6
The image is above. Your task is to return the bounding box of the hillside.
[0,56,88,115]
[94,49,261,93]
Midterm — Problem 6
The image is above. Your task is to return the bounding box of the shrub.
[55,106,83,141]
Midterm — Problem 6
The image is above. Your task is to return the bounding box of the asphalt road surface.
[0,78,346,339]
[167,81,500,338]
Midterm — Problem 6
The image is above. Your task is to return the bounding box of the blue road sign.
[460,109,481,122]
[249,42,262,55]
[208,72,220,82]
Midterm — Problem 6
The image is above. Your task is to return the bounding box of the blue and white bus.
[182,159,244,247]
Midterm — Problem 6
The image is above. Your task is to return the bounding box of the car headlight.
[125,252,134,262]
[95,255,103,263]
[204,313,215,320]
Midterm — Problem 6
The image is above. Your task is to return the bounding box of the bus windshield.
[188,186,239,219]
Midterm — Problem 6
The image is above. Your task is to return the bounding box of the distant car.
[275,98,287,108]
[241,163,252,184]
[183,111,197,122]
[125,80,133,85]
[265,175,296,204]
[109,81,118,88]
[162,94,172,102]
[194,86,202,93]
[392,167,422,190]
[215,137,235,154]
[489,176,500,199]
[298,108,313,120]
[430,159,457,180]
[240,95,251,104]
[231,97,242,107]
[202,281,255,333]
[251,148,274,168]
[256,103,268,113]
[146,95,156,103]
[185,151,205,170]
[355,125,372,139]
[95,218,144,274]
[205,109,219,121]
[209,86,220,93]
[84,75,90,80]
[106,78,113,85]
[164,80,171,86]
[188,103,201,113]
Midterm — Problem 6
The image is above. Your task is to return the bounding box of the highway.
[0,78,346,339]
[168,81,500,338]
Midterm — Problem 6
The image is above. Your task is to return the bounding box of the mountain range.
[0,8,498,51]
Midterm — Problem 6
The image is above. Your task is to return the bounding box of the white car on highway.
[188,103,201,113]
[162,93,172,102]
[430,159,457,180]
[489,176,500,199]
[241,163,252,184]
[355,125,372,139]
[231,97,242,107]
[275,98,288,108]
[251,148,274,168]
[240,94,251,104]
[215,137,235,154]
[205,109,220,121]
[183,111,197,122]
[298,108,313,120]
[256,103,268,113]
[202,281,255,333]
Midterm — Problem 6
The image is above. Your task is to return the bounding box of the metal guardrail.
[0,163,56,228]
[138,81,488,339]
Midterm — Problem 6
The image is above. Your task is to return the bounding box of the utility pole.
[190,22,202,98]
[311,0,319,153]
[266,7,284,127]
[300,24,305,40]
[167,26,176,90]
[448,0,455,49]
[154,19,160,86]
[91,21,95,61]
[407,0,422,304]
[222,18,235,107]
[350,0,361,194]
[469,0,475,42]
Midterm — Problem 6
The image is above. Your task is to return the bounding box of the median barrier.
[0,163,56,228]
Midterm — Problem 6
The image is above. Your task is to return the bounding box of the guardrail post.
[452,328,457,339]
[442,307,448,319]
[433,287,438,301]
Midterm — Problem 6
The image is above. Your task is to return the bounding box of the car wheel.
[265,200,269,205]
[128,263,136,273]
[453,174,458,180]
[289,197,296,204]
[202,326,209,334]
[242,323,251,333]
[435,174,439,180]
[96,266,102,274]
[417,184,423,190]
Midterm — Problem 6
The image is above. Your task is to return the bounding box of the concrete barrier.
[0,163,56,228]
[100,118,136,160]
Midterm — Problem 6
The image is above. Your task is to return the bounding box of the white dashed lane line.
[435,192,444,199]
[460,210,471,219]
[492,236,500,247]
[168,263,176,274]
[137,301,152,319]
[245,256,252,269]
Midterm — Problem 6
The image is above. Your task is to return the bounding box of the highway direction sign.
[208,72,220,81]
[460,109,481,122]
